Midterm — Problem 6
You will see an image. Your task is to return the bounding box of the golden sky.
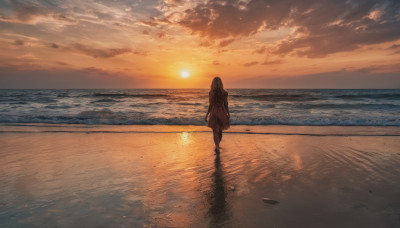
[0,0,399,88]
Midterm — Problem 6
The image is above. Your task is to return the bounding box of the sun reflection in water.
[180,132,191,145]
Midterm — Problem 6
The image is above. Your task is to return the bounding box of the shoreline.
[1,123,400,136]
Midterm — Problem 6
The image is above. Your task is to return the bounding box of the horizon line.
[0,88,399,90]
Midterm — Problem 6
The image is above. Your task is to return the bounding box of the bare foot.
[215,147,220,154]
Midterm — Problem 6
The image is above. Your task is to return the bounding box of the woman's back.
[209,90,228,107]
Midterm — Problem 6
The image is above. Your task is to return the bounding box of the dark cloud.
[261,59,283,65]
[132,50,147,56]
[9,0,48,22]
[389,44,400,49]
[172,0,400,57]
[253,46,267,54]
[177,0,272,39]
[51,43,59,48]
[218,38,235,47]
[54,61,69,66]
[158,31,166,38]
[162,0,186,7]
[92,11,115,21]
[13,39,24,46]
[243,61,258,67]
[70,43,132,58]
[6,0,76,23]
[140,17,171,28]
[169,0,185,6]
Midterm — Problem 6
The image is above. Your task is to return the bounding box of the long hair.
[210,77,225,104]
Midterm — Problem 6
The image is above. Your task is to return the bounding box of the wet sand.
[1,124,400,227]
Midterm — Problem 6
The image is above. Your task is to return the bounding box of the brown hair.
[210,76,226,104]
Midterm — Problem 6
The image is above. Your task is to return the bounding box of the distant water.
[0,89,399,126]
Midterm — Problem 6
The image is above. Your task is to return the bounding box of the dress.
[208,91,230,130]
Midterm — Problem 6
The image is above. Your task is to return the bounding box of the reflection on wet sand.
[207,154,229,227]
[1,126,400,227]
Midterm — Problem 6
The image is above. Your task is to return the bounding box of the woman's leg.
[218,129,222,142]
[213,128,220,152]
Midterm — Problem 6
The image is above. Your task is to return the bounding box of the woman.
[205,77,230,153]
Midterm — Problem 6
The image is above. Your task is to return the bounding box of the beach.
[1,0,400,226]
[1,124,400,227]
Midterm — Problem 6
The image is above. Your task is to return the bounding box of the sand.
[1,124,400,227]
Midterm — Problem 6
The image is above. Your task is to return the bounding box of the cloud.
[0,66,149,89]
[218,38,235,47]
[231,67,400,89]
[132,50,147,56]
[389,44,400,49]
[199,40,212,47]
[168,0,185,6]
[9,0,49,22]
[243,61,258,67]
[4,0,397,59]
[212,60,221,65]
[137,20,159,27]
[2,0,77,24]
[91,10,115,21]
[69,43,132,58]
[160,0,186,8]
[195,38,234,48]
[54,61,69,66]
[261,59,284,65]
[138,17,171,28]
[176,1,271,39]
[252,46,267,54]
[170,0,400,57]
[157,31,166,38]
[13,39,24,46]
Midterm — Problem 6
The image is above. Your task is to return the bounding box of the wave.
[176,102,204,106]
[335,94,400,99]
[1,89,399,126]
[92,93,169,98]
[2,101,28,105]
[44,105,72,109]
[1,97,57,104]
[231,94,318,101]
[91,98,120,103]
[0,112,399,126]
[57,93,70,98]
[296,103,400,110]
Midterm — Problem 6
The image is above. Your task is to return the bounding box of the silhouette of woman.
[205,77,230,153]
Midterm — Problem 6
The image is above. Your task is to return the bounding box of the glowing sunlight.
[180,70,190,79]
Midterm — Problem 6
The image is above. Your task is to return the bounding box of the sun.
[180,70,190,78]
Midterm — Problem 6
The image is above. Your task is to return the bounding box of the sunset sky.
[0,0,399,88]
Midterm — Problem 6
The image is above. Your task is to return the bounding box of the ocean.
[0,89,399,126]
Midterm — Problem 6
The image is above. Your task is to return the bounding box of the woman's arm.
[224,92,230,119]
[205,94,212,121]
[205,105,212,122]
